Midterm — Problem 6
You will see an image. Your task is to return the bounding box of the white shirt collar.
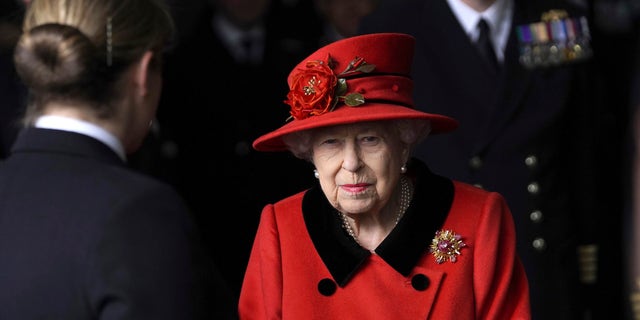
[34,115,126,161]
[446,0,513,61]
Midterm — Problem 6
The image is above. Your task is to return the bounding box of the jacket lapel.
[304,160,453,286]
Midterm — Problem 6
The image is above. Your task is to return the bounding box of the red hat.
[252,33,458,152]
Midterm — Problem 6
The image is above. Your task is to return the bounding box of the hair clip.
[106,17,112,66]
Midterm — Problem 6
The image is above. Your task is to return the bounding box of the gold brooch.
[429,229,466,264]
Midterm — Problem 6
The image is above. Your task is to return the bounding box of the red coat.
[239,162,530,319]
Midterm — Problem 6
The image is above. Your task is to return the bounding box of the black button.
[411,274,430,291]
[318,278,337,296]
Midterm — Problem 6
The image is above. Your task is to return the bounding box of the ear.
[132,50,155,97]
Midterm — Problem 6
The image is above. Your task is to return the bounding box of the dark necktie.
[240,35,254,63]
[475,19,499,72]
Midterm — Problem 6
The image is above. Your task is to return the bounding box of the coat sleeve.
[474,192,531,320]
[239,204,284,320]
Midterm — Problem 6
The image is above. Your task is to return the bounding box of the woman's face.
[311,121,408,215]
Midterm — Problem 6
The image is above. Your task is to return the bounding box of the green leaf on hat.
[335,79,348,96]
[344,93,365,106]
[356,64,376,73]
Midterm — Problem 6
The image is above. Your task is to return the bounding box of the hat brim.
[252,103,458,152]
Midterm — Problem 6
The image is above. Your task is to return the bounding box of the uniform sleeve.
[474,192,531,320]
[239,204,284,320]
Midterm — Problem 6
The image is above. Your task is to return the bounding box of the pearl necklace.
[339,175,413,246]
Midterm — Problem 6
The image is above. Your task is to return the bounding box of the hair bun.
[14,23,100,94]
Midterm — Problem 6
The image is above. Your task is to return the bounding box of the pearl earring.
[313,169,319,179]
[400,165,407,174]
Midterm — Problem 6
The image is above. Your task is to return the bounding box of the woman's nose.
[341,143,362,172]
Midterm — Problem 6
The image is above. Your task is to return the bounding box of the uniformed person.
[359,0,613,319]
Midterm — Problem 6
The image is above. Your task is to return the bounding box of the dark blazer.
[359,1,620,319]
[0,128,237,320]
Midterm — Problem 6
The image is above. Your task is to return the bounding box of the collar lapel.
[304,160,454,286]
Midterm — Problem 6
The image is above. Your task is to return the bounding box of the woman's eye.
[361,136,379,144]
[321,138,339,145]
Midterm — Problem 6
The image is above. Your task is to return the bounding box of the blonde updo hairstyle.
[282,119,432,162]
[14,0,175,125]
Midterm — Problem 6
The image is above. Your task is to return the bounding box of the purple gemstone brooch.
[429,229,466,264]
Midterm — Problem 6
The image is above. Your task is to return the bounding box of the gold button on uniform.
[532,237,546,251]
[469,156,483,169]
[529,210,543,223]
[525,155,538,167]
[527,182,539,194]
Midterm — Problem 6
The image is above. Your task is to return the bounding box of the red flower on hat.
[285,55,375,121]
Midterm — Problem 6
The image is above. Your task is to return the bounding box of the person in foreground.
[238,32,530,319]
[0,0,237,319]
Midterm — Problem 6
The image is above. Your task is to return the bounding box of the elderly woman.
[238,33,530,319]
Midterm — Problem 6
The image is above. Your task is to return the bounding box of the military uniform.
[359,0,618,318]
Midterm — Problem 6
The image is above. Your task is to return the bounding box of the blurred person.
[0,0,28,158]
[162,0,208,48]
[0,0,236,319]
[0,0,36,57]
[630,91,640,320]
[313,0,379,45]
[358,0,616,319]
[239,32,530,319]
[589,3,640,318]
[155,0,323,301]
[0,0,24,50]
[624,10,640,318]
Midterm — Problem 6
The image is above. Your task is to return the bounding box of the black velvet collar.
[302,158,454,287]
